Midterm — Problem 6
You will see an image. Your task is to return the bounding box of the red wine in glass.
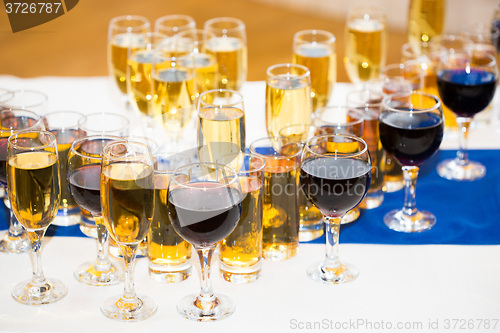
[68,164,102,215]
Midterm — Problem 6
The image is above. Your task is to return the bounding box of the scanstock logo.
[4,0,79,33]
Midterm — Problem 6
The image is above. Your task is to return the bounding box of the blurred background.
[0,0,497,82]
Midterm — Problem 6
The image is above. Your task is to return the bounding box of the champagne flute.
[344,5,387,88]
[8,130,67,304]
[100,140,156,321]
[168,163,242,321]
[380,91,444,232]
[407,0,446,56]
[68,135,124,286]
[300,134,371,284]
[108,15,150,106]
[204,17,247,91]
[436,52,497,181]
[0,110,44,254]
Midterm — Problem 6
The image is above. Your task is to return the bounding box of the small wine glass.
[8,130,67,304]
[0,109,44,254]
[436,52,497,181]
[100,140,156,321]
[68,135,124,286]
[300,134,371,284]
[168,163,242,321]
[0,89,48,114]
[380,91,444,232]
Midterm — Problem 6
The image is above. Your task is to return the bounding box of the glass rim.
[0,108,43,131]
[348,5,386,19]
[382,91,442,114]
[155,14,195,28]
[170,162,239,189]
[109,15,150,32]
[313,105,365,127]
[266,63,310,79]
[204,17,245,32]
[293,29,336,44]
[198,89,244,108]
[249,136,303,159]
[78,112,130,132]
[346,89,384,107]
[102,140,152,161]
[42,110,85,128]
[70,135,125,160]
[216,152,266,175]
[1,89,48,109]
[153,152,191,174]
[8,129,56,150]
[176,28,217,40]
[304,133,369,159]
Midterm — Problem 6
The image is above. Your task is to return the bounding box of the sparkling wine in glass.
[8,130,67,304]
[168,163,242,321]
[380,91,444,232]
[300,134,371,284]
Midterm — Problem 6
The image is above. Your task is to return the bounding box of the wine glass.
[154,15,196,37]
[204,17,247,91]
[407,0,445,56]
[344,5,387,88]
[168,163,242,321]
[68,135,124,286]
[0,89,48,114]
[436,52,497,181]
[8,130,67,304]
[0,109,44,254]
[380,91,444,232]
[100,140,156,321]
[300,134,371,284]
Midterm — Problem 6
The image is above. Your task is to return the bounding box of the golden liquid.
[293,43,336,111]
[148,174,191,266]
[206,37,247,91]
[192,53,218,98]
[128,50,154,117]
[198,107,246,163]
[266,77,312,137]
[109,33,145,94]
[101,162,154,245]
[220,176,263,267]
[344,19,387,82]
[408,0,445,54]
[8,151,60,231]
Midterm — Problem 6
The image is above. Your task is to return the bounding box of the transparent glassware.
[68,135,124,286]
[435,52,497,181]
[0,89,48,114]
[168,163,242,321]
[100,140,156,321]
[8,130,67,304]
[0,109,44,254]
[380,91,444,232]
[154,14,196,37]
[300,134,371,284]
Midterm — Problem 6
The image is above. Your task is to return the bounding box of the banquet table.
[0,75,500,333]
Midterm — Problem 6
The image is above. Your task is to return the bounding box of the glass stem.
[455,117,472,166]
[120,244,139,304]
[4,190,24,238]
[93,215,111,271]
[322,216,343,270]
[402,166,420,217]
[29,229,48,286]
[195,246,217,314]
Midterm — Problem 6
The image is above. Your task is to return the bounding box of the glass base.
[358,190,384,209]
[101,294,157,322]
[437,158,486,181]
[177,293,235,322]
[341,207,360,225]
[0,231,30,253]
[298,221,324,242]
[219,261,261,284]
[262,243,297,261]
[12,278,67,305]
[148,263,191,283]
[74,261,123,286]
[306,261,359,284]
[383,209,436,233]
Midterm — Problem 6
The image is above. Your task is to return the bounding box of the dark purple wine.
[379,112,443,166]
[300,158,371,218]
[168,182,242,247]
[437,68,497,118]
[68,164,101,215]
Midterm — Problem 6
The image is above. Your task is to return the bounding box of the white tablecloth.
[0,76,499,333]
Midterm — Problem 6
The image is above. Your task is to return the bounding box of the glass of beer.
[279,124,326,241]
[42,111,85,226]
[346,90,386,209]
[344,5,387,87]
[217,153,265,283]
[293,29,336,111]
[100,141,156,321]
[312,105,364,224]
[8,130,67,304]
[204,17,247,91]
[266,63,312,137]
[197,89,246,164]
[176,29,219,99]
[249,137,301,261]
[108,15,150,103]
[148,152,192,282]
